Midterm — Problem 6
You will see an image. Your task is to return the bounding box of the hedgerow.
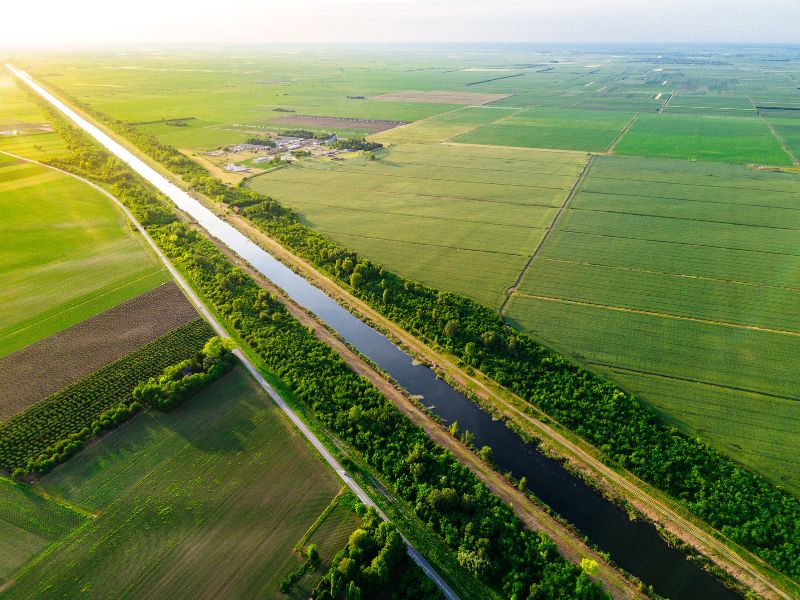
[0,319,214,477]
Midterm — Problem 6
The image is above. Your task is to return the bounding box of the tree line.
[32,93,610,599]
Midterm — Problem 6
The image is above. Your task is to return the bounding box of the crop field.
[2,366,357,599]
[613,112,793,164]
[374,106,520,143]
[0,319,214,472]
[0,160,168,356]
[370,90,511,104]
[248,143,587,307]
[0,478,87,586]
[664,94,758,116]
[0,73,68,161]
[767,117,800,160]
[0,283,197,420]
[453,107,636,152]
[507,155,800,493]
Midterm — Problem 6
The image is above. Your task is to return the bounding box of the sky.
[2,0,798,48]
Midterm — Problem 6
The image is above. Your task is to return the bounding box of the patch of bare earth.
[270,115,406,132]
[0,282,198,421]
[370,90,511,105]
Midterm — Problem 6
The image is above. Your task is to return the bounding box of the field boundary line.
[748,95,800,167]
[293,486,349,553]
[290,163,573,191]
[371,105,469,142]
[440,106,524,142]
[764,120,800,167]
[540,256,800,293]
[289,200,551,231]
[570,205,800,231]
[499,155,595,314]
[577,186,800,211]
[441,140,590,157]
[586,171,800,195]
[0,148,460,600]
[512,291,800,338]
[0,268,165,346]
[317,228,529,257]
[557,228,800,260]
[657,90,676,113]
[604,112,639,154]
[595,364,800,404]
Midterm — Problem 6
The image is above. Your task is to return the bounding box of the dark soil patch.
[0,282,197,421]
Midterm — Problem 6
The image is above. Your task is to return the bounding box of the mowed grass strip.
[0,161,168,356]
[613,113,793,165]
[510,155,800,491]
[0,282,198,421]
[3,366,350,599]
[248,144,585,307]
[453,107,635,152]
[0,478,87,585]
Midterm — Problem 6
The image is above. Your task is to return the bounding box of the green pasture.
[0,161,167,356]
[0,478,87,586]
[767,117,800,161]
[506,295,800,495]
[509,155,800,491]
[374,106,519,144]
[3,366,356,599]
[614,113,792,164]
[453,107,636,152]
[248,144,586,307]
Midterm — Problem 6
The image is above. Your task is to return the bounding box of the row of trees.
[33,96,610,599]
[312,508,442,600]
[132,336,235,412]
[52,88,800,580]
[0,319,213,478]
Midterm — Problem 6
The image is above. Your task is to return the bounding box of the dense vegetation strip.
[31,92,609,599]
[312,507,443,600]
[0,319,214,477]
[0,282,197,419]
[68,97,800,580]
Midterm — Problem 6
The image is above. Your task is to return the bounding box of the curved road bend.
[0,146,458,599]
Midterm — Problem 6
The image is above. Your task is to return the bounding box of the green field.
[767,117,800,161]
[248,143,587,307]
[374,106,520,144]
[614,112,793,164]
[2,366,359,598]
[0,73,68,161]
[453,107,636,152]
[507,155,800,493]
[0,478,87,586]
[0,160,168,356]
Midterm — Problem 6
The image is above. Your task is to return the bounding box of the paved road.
[3,67,459,600]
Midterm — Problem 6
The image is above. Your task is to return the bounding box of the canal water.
[15,65,738,599]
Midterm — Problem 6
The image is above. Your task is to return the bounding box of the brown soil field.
[370,90,511,105]
[270,115,406,132]
[0,282,197,421]
[0,123,54,134]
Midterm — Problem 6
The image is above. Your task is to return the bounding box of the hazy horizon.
[2,0,799,50]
